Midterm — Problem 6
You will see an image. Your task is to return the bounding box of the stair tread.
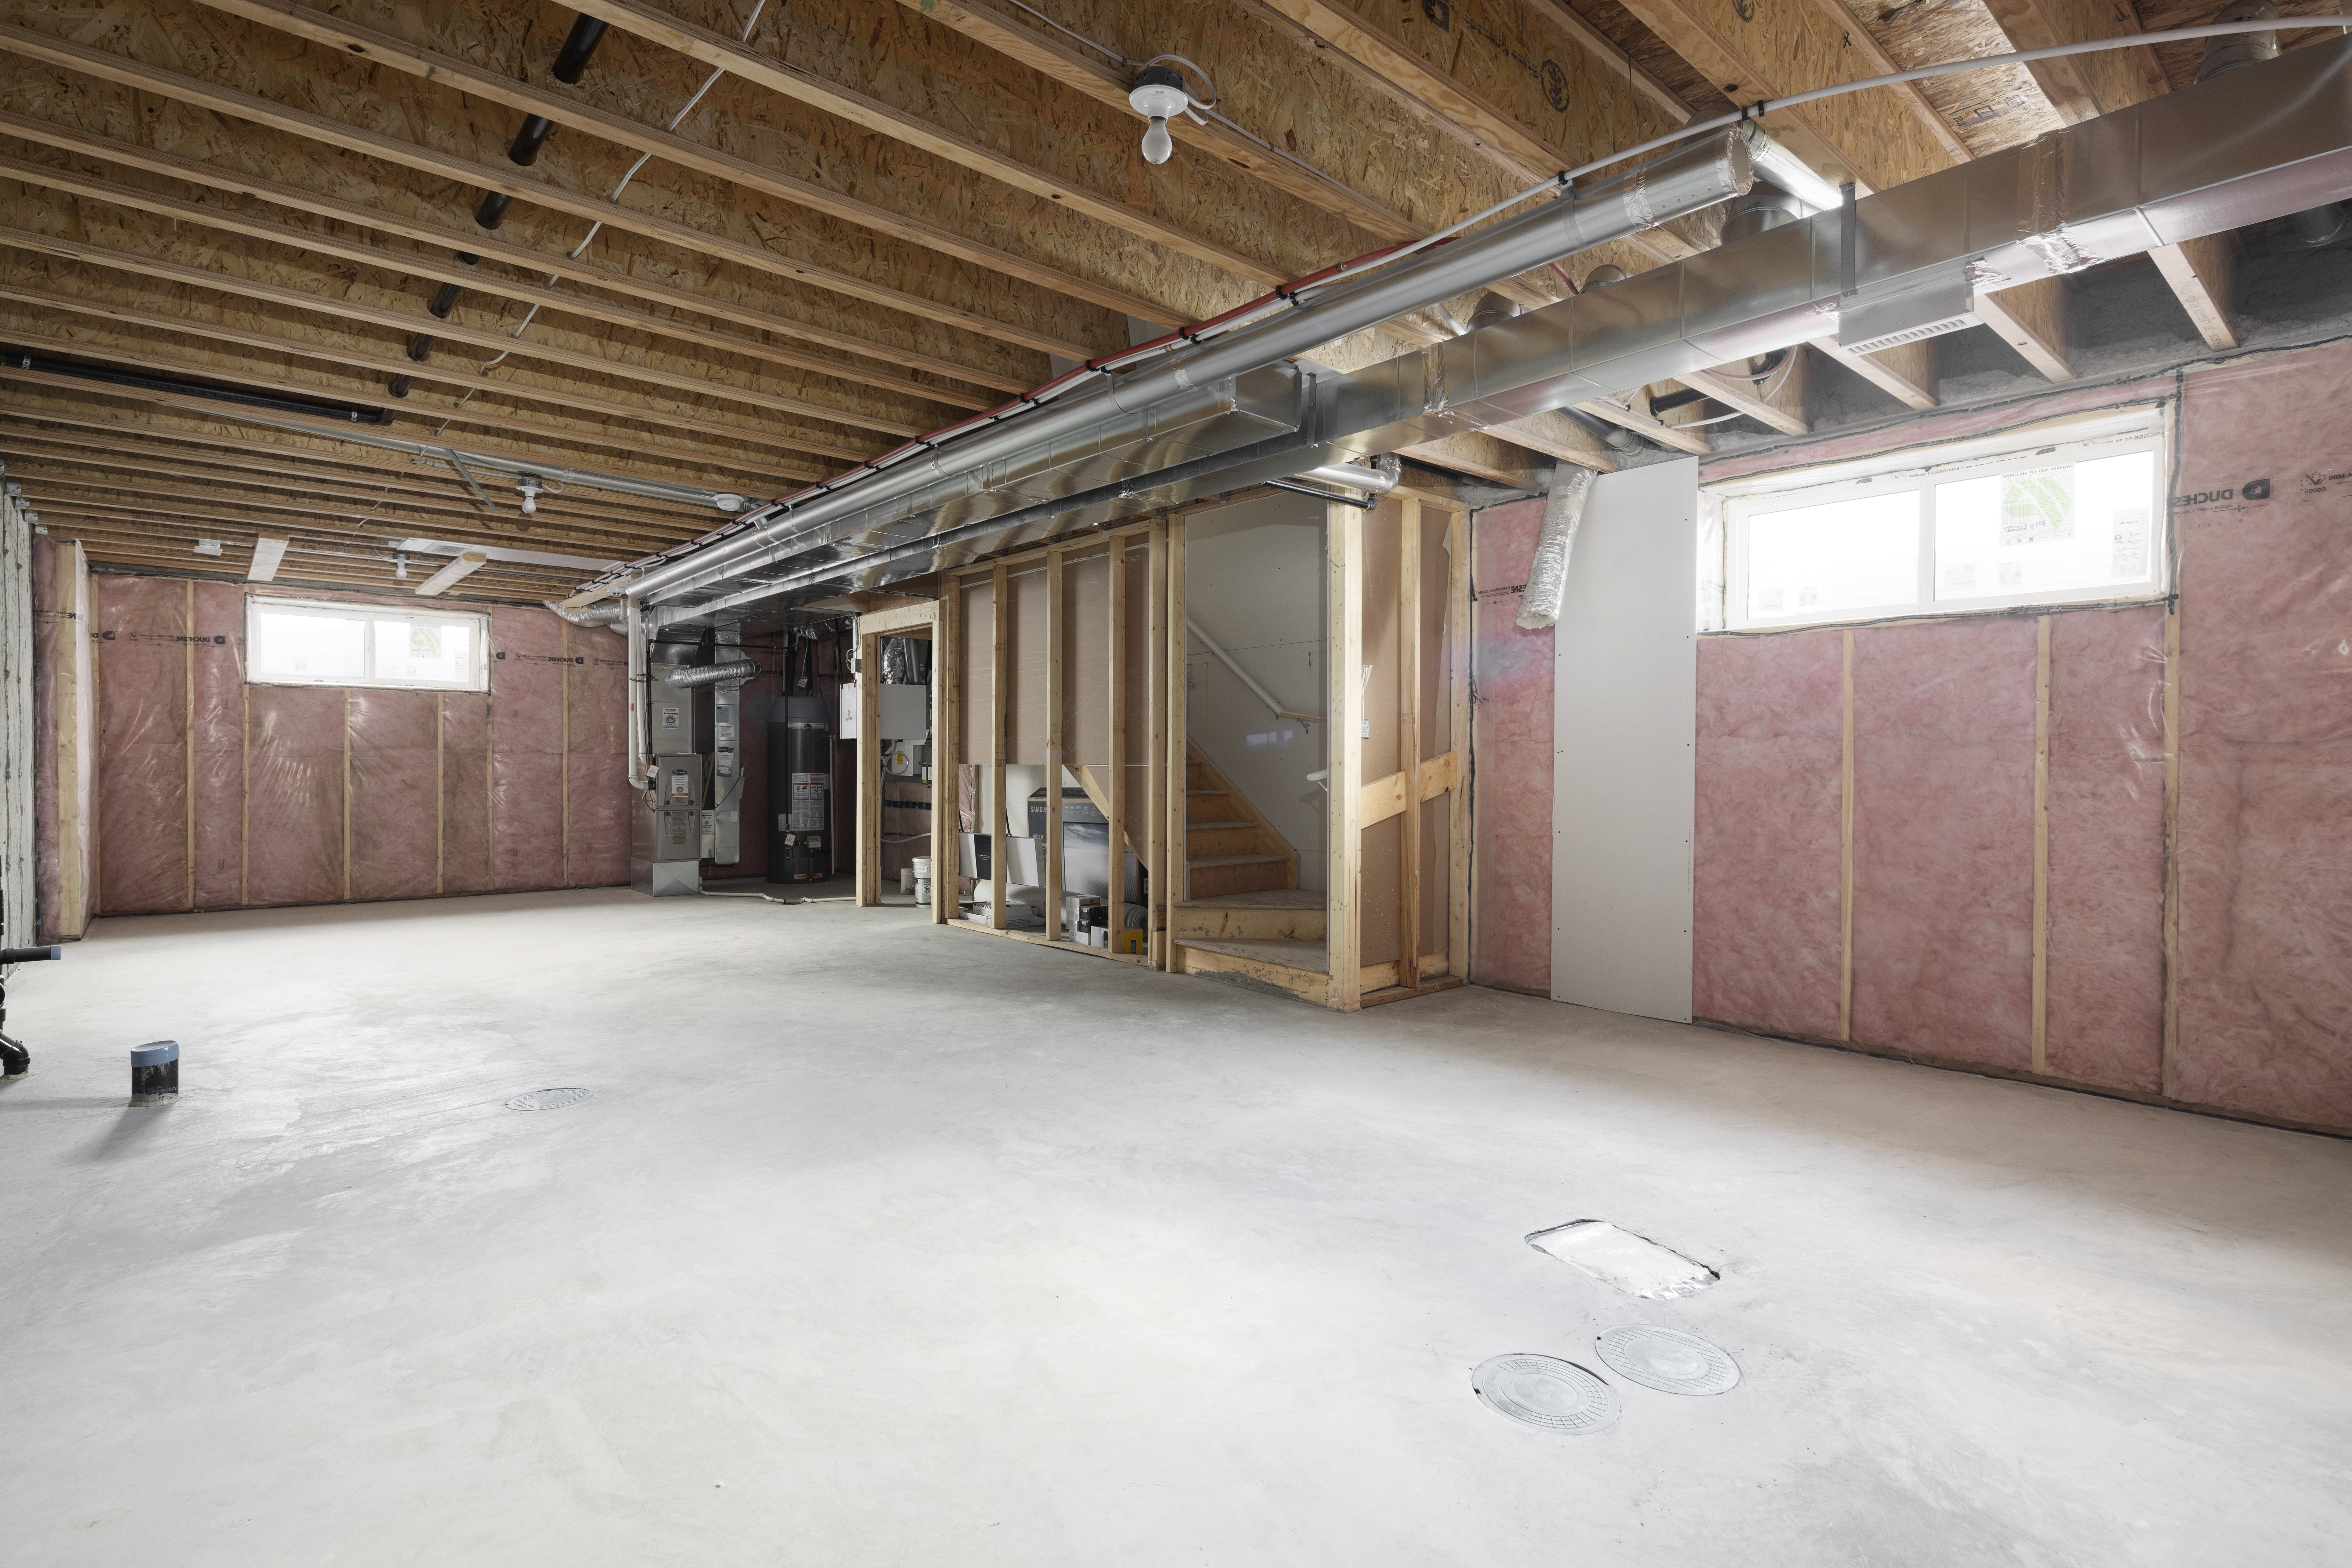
[1178,889,1324,910]
[1177,937,1330,975]
[1185,853,1291,868]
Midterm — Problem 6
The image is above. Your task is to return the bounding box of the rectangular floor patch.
[1526,1220,1718,1298]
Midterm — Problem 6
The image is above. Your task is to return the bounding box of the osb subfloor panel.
[2,890,2348,1565]
[1178,936,1330,974]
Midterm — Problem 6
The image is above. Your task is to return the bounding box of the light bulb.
[1141,116,1172,165]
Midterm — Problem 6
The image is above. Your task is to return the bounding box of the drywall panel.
[1470,496,1552,994]
[1850,618,2037,1069]
[958,575,993,764]
[1691,629,1844,1039]
[2044,605,2168,1091]
[1550,459,1698,1023]
[1184,491,1328,892]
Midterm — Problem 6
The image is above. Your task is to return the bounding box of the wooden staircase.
[1172,746,1328,1003]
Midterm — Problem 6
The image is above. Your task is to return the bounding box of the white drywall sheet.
[1550,459,1697,1022]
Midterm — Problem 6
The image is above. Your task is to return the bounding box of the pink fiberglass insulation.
[2171,350,2352,1126]
[1850,616,2038,1069]
[565,622,632,888]
[92,575,193,914]
[1470,498,1553,994]
[439,694,493,896]
[2044,605,2168,1092]
[191,583,246,909]
[243,684,348,908]
[1692,630,1844,1039]
[489,606,565,890]
[346,689,441,903]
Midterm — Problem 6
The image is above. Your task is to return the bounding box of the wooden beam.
[1444,507,1470,982]
[1398,496,1423,991]
[1044,545,1066,944]
[1680,347,1811,436]
[565,0,1282,287]
[0,22,1102,362]
[0,225,908,446]
[1489,410,1618,472]
[1973,0,2238,351]
[935,583,959,925]
[1808,334,1938,411]
[1975,278,2076,382]
[190,0,1190,326]
[882,0,1423,243]
[1146,520,1168,968]
[1107,532,1127,941]
[1167,514,1189,913]
[856,632,883,908]
[1328,496,1365,1012]
[0,280,862,469]
[0,362,808,497]
[1611,0,1959,192]
[0,140,1002,409]
[0,309,835,481]
[990,561,1009,930]
[1575,396,1712,455]
[1399,432,1548,493]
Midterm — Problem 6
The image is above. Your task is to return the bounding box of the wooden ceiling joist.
[0,19,1104,362]
[0,112,1027,400]
[0,372,813,499]
[182,0,1195,325]
[0,222,922,446]
[558,0,1290,286]
[0,351,826,495]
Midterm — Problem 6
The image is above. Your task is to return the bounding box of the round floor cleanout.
[1594,1324,1741,1396]
[506,1087,593,1111]
[1470,1354,1621,1435]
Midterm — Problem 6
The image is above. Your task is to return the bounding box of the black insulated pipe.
[6,348,395,425]
[388,374,414,399]
[550,15,609,83]
[509,114,555,167]
[475,190,513,230]
[405,335,436,363]
[427,282,463,320]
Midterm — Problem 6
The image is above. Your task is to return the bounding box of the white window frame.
[245,596,490,692]
[1715,408,2170,631]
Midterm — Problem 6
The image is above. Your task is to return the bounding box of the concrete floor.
[4,891,2348,1566]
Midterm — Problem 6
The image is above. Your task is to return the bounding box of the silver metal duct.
[625,130,1755,610]
[629,37,2352,645]
[546,599,624,626]
[668,657,762,688]
[1300,456,1401,495]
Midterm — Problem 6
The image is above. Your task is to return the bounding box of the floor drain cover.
[1470,1354,1620,1435]
[506,1087,592,1111]
[1595,1325,1741,1396]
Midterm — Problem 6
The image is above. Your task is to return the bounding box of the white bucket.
[911,856,931,904]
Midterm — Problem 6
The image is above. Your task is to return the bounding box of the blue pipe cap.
[130,1041,180,1068]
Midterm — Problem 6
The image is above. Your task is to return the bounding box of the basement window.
[247,598,489,692]
[1715,410,2166,629]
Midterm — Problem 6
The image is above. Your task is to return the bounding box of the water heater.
[766,693,832,882]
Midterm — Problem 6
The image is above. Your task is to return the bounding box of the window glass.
[252,608,366,682]
[1745,491,1920,622]
[1933,451,2157,601]
[248,601,488,691]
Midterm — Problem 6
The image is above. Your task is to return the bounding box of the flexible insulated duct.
[1516,468,1596,631]
[668,658,761,688]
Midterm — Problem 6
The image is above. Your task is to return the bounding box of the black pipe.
[427,282,463,320]
[508,114,555,167]
[5,348,396,425]
[1556,405,1644,453]
[388,374,414,399]
[406,335,436,364]
[475,191,513,230]
[1648,387,1709,415]
[550,15,609,83]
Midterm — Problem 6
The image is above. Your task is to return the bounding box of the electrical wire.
[587,17,2352,592]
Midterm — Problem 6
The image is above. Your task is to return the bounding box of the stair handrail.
[1186,618,1323,730]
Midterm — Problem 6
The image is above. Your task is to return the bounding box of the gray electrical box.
[878,684,931,780]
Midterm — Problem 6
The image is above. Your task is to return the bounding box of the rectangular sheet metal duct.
[646,38,2352,628]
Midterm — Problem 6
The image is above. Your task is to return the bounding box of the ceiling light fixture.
[1128,56,1216,167]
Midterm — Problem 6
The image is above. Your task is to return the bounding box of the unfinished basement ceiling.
[0,0,2343,603]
